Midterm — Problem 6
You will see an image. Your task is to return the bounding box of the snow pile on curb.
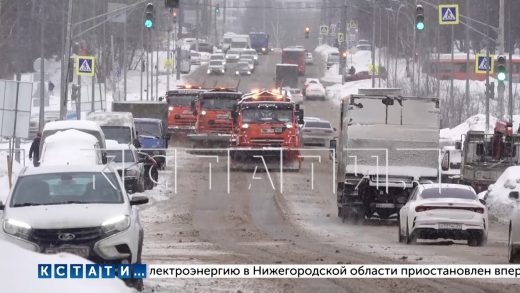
[0,238,133,292]
[325,79,374,105]
[484,166,520,223]
[440,114,520,145]
[0,152,22,203]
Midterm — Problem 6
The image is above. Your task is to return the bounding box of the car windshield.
[210,61,223,66]
[10,172,123,207]
[167,95,196,106]
[238,63,249,69]
[136,121,161,137]
[420,188,477,200]
[107,149,136,163]
[101,126,131,144]
[242,109,293,123]
[305,121,331,129]
[201,98,237,110]
[228,50,240,55]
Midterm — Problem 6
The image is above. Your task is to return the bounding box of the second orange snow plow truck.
[188,88,243,148]
[230,90,304,171]
[165,85,205,136]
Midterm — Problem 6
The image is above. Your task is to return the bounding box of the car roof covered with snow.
[44,129,98,145]
[20,164,117,176]
[43,120,102,132]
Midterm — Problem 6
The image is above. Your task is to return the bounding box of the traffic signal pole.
[60,0,73,120]
[371,0,376,88]
[176,1,182,81]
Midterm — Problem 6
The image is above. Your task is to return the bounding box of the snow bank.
[325,79,374,105]
[0,238,133,292]
[485,166,520,223]
[440,114,520,145]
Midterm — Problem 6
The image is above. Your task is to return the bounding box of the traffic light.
[415,5,425,31]
[216,4,220,14]
[305,27,310,39]
[165,0,179,8]
[144,3,155,29]
[496,55,507,82]
[172,9,177,23]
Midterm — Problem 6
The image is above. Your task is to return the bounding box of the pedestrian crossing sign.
[475,54,494,74]
[76,56,95,76]
[320,25,329,35]
[439,4,459,25]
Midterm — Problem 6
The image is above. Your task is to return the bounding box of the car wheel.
[397,214,406,243]
[508,229,520,263]
[406,222,416,244]
[137,177,145,193]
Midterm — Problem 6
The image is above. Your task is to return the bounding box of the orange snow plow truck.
[230,90,305,171]
[188,88,243,148]
[165,85,206,136]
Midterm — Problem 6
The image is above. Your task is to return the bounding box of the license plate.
[274,128,283,134]
[46,246,90,258]
[439,223,462,230]
[261,129,274,133]
[217,114,229,119]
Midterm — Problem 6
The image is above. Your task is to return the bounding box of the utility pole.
[339,1,347,79]
[464,0,471,123]
[223,0,226,33]
[449,25,454,123]
[39,3,45,131]
[60,0,73,120]
[378,7,382,87]
[508,0,513,122]
[123,13,127,101]
[498,0,505,54]
[371,0,376,88]
[150,31,154,100]
[167,12,171,92]
[176,0,183,81]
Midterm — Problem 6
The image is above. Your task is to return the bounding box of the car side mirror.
[479,199,486,205]
[0,201,4,210]
[298,109,304,125]
[329,139,337,150]
[102,153,108,164]
[441,152,450,171]
[158,97,164,102]
[509,191,520,200]
[130,195,149,206]
[455,141,462,150]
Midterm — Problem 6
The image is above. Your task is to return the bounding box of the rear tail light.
[415,205,485,213]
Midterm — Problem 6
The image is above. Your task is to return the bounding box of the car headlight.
[254,56,258,60]
[242,124,249,129]
[262,48,266,52]
[201,110,207,116]
[286,123,293,129]
[124,168,139,177]
[3,219,31,239]
[236,71,239,75]
[207,70,211,74]
[168,106,174,111]
[221,69,225,73]
[101,215,130,235]
[247,71,251,74]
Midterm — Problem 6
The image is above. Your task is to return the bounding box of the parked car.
[235,61,252,76]
[134,118,167,169]
[305,52,314,65]
[106,141,146,193]
[40,120,107,159]
[0,164,148,290]
[190,51,201,65]
[39,129,105,166]
[398,183,488,246]
[240,48,259,64]
[282,87,304,104]
[225,49,241,63]
[302,78,320,96]
[304,83,326,100]
[301,119,336,146]
[87,112,137,147]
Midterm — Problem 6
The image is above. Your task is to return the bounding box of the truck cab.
[165,85,206,135]
[230,91,304,171]
[188,88,243,147]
